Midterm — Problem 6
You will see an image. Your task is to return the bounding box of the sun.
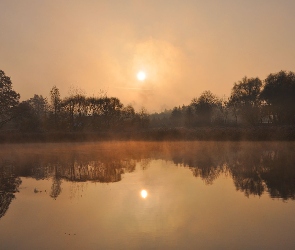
[137,71,146,81]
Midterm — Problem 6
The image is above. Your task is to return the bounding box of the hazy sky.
[1,0,295,112]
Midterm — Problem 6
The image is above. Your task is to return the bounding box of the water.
[1,141,295,249]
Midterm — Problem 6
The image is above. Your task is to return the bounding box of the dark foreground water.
[1,141,295,249]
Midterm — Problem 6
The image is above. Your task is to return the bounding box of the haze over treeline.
[1,1,295,112]
[1,69,295,141]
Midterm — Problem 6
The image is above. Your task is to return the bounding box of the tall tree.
[260,71,295,124]
[170,106,184,127]
[0,70,20,128]
[121,105,136,129]
[14,101,41,132]
[50,86,61,129]
[229,76,262,124]
[27,95,48,118]
[101,97,123,128]
[136,107,150,129]
[62,94,87,131]
[191,90,220,125]
[184,105,195,127]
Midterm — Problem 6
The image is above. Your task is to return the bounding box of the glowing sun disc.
[141,189,148,199]
[137,71,146,81]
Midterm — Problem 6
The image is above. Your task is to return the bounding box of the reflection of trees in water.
[140,159,151,170]
[227,145,267,197]
[0,164,22,219]
[170,142,228,185]
[169,142,295,200]
[69,182,87,200]
[260,149,295,200]
[226,144,295,200]
[30,158,136,199]
[50,178,62,199]
[0,149,137,202]
[64,160,136,183]
[0,141,295,213]
[50,165,62,199]
[192,165,226,185]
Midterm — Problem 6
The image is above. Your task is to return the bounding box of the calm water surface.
[1,141,295,249]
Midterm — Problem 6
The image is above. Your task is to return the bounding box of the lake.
[1,141,295,249]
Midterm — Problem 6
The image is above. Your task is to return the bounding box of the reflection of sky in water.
[1,142,295,249]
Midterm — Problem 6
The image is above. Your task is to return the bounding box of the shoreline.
[1,126,295,143]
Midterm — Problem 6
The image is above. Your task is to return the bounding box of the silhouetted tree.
[121,105,136,129]
[0,70,20,128]
[191,91,220,125]
[50,86,61,129]
[14,102,41,132]
[27,95,49,129]
[101,97,123,129]
[27,94,48,118]
[171,106,184,127]
[86,96,106,130]
[229,76,262,125]
[62,94,88,131]
[215,96,229,124]
[149,109,172,128]
[260,71,295,125]
[136,107,150,129]
[184,105,195,127]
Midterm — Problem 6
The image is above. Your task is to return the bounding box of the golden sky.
[1,0,295,112]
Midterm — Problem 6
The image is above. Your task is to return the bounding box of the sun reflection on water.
[140,189,148,199]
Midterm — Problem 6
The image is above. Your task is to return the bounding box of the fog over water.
[1,142,295,249]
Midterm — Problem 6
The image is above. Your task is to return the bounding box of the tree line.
[0,69,149,132]
[151,71,295,127]
[1,69,295,135]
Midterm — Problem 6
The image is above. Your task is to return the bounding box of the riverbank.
[1,126,295,143]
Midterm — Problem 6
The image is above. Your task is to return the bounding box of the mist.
[1,1,295,111]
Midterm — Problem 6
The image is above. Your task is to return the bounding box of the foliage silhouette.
[0,70,20,128]
[1,69,295,141]
[229,77,262,125]
[260,71,295,125]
